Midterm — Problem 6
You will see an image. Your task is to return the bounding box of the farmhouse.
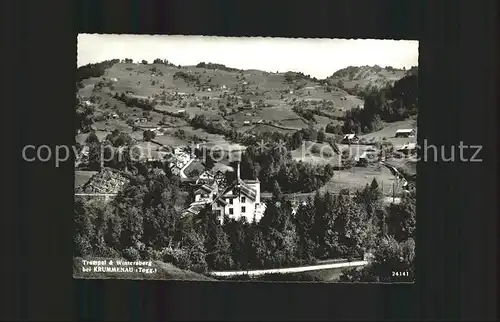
[342,133,359,144]
[243,121,251,126]
[183,162,267,224]
[134,117,148,123]
[395,129,416,138]
[397,142,417,155]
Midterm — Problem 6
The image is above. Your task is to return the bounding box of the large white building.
[183,163,266,223]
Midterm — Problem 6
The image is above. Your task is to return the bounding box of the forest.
[75,162,415,282]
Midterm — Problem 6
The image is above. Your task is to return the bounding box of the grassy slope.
[73,257,215,281]
[75,171,98,189]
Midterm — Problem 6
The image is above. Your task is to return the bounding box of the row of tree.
[196,62,240,73]
[76,59,120,82]
[113,92,155,111]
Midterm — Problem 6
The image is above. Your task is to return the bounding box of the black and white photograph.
[73,34,418,283]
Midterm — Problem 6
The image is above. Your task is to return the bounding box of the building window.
[229,198,233,205]
[241,197,246,203]
[229,208,234,215]
[241,206,246,213]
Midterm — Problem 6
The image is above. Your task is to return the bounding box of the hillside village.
[75,58,417,282]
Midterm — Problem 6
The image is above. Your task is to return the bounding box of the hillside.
[76,60,368,147]
[326,65,412,94]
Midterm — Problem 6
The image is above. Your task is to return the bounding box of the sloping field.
[75,171,98,189]
[73,257,215,281]
[76,130,110,144]
[153,135,190,146]
[172,126,227,142]
[258,106,299,120]
[155,104,220,118]
[76,168,130,194]
[250,124,297,135]
[290,141,342,167]
[277,118,309,129]
[320,164,402,195]
[200,141,247,152]
[359,119,417,141]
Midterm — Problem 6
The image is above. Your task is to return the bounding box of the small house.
[397,142,417,155]
[395,129,416,138]
[243,121,251,126]
[342,133,359,144]
[177,109,186,114]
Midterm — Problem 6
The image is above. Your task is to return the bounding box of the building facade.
[183,162,266,224]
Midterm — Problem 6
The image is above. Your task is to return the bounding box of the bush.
[122,247,141,261]
[163,248,190,268]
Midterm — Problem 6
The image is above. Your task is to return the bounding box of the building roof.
[195,184,213,195]
[395,129,415,133]
[211,178,257,206]
[399,142,417,150]
[344,134,357,139]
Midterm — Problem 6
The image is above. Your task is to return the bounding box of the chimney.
[237,161,241,181]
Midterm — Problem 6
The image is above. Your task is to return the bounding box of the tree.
[272,180,283,200]
[179,229,208,273]
[141,59,148,64]
[143,130,156,141]
[340,236,415,282]
[106,130,133,147]
[207,222,233,270]
[247,227,267,269]
[294,200,317,264]
[223,218,249,269]
[355,179,383,218]
[204,153,215,170]
[87,142,102,171]
[325,123,342,135]
[291,131,304,149]
[74,198,97,257]
[312,191,339,259]
[317,130,326,143]
[386,190,416,241]
[85,132,100,145]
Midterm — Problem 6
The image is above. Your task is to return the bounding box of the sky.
[78,34,418,79]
